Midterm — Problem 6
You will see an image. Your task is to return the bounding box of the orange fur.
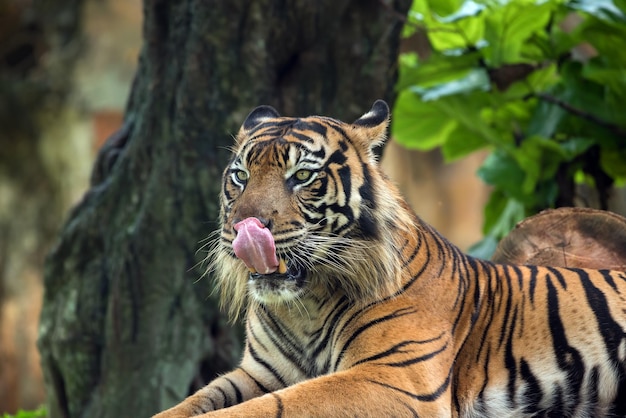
[154,101,626,418]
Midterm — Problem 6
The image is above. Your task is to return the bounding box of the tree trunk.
[37,1,411,417]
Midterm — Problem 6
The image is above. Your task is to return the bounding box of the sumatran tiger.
[153,101,626,418]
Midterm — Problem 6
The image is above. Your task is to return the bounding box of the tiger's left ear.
[352,100,390,152]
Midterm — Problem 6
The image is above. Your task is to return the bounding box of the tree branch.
[529,92,626,138]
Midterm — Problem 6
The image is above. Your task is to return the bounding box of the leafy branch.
[392,0,626,257]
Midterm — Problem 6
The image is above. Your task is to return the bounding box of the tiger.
[154,100,626,417]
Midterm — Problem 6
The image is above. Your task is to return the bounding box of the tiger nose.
[232,216,272,231]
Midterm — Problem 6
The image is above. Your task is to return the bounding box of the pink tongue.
[232,217,279,274]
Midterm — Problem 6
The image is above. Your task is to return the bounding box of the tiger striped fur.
[154,101,626,417]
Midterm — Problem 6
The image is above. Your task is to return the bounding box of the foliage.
[1,406,47,418]
[393,0,626,257]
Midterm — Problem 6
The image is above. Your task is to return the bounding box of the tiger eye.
[295,169,312,182]
[235,170,249,182]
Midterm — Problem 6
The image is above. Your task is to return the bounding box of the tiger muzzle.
[249,260,306,283]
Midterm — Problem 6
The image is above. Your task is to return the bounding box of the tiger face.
[214,101,410,314]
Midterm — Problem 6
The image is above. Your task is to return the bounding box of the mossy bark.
[38,1,411,417]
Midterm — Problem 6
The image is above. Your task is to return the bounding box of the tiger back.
[153,101,626,418]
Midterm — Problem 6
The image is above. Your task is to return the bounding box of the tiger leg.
[196,366,453,418]
[153,367,273,418]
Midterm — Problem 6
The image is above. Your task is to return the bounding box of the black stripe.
[398,400,421,418]
[247,323,269,353]
[238,367,271,394]
[224,377,243,404]
[384,341,449,368]
[215,386,231,408]
[546,266,567,289]
[309,297,349,357]
[351,333,446,367]
[294,120,328,137]
[586,366,600,415]
[334,307,417,370]
[520,358,543,414]
[368,369,451,403]
[600,269,619,292]
[527,265,538,307]
[546,275,583,414]
[400,233,429,291]
[247,119,295,137]
[337,165,352,203]
[288,131,316,143]
[478,348,491,403]
[253,311,306,376]
[247,343,288,388]
[468,257,483,327]
[256,306,305,357]
[497,266,516,348]
[504,305,519,408]
[325,149,348,166]
[272,393,284,418]
[578,269,626,364]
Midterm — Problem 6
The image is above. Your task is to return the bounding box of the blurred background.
[0,0,487,413]
[0,0,142,413]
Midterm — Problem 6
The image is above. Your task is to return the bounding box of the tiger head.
[211,101,414,318]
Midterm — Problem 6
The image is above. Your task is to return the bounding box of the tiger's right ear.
[236,105,281,147]
[242,105,281,131]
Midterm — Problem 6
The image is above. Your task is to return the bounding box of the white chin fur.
[249,279,304,305]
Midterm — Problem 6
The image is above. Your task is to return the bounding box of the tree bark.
[38,1,411,417]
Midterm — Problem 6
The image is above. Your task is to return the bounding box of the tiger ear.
[236,105,281,146]
[352,100,390,151]
[242,105,281,131]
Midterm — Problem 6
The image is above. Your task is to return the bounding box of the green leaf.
[402,0,430,37]
[568,0,626,22]
[428,0,464,17]
[601,146,626,180]
[477,151,526,196]
[392,90,456,150]
[577,18,626,66]
[410,0,486,51]
[442,124,488,160]
[560,61,626,127]
[411,68,490,101]
[582,58,626,101]
[397,51,482,90]
[393,90,504,152]
[559,137,596,160]
[483,1,555,66]
[481,189,526,238]
[481,98,534,141]
[467,235,499,260]
[513,135,564,193]
[436,93,506,146]
[526,93,566,139]
[427,20,484,51]
[436,0,485,23]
